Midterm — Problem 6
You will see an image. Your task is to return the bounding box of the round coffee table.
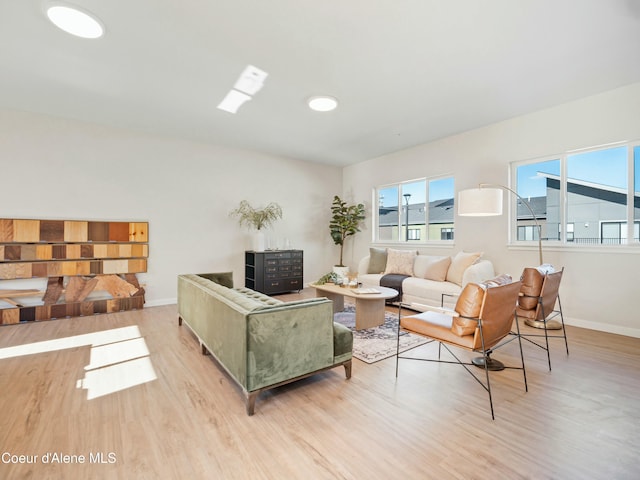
[310,283,398,330]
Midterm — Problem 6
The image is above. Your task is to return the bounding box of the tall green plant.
[330,195,365,267]
[229,200,283,230]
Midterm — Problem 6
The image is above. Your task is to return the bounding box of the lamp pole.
[403,193,411,241]
[479,183,543,265]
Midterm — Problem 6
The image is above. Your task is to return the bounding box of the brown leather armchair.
[516,267,568,370]
[396,279,527,419]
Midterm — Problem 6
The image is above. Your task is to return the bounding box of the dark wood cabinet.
[245,250,303,295]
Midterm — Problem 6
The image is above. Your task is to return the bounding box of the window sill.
[372,241,455,250]
[508,243,640,255]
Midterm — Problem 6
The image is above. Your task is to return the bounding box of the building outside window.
[375,176,454,242]
[513,142,640,245]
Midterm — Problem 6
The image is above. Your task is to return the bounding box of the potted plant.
[329,195,365,277]
[229,200,283,251]
[315,271,338,285]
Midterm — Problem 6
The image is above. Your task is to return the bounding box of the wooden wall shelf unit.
[0,218,148,325]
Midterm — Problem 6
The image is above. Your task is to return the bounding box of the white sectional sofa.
[357,248,495,310]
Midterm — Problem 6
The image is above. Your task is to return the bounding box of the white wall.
[0,109,342,305]
[343,82,640,337]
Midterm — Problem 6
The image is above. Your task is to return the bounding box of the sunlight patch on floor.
[0,325,157,399]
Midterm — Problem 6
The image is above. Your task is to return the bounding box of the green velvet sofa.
[177,273,353,415]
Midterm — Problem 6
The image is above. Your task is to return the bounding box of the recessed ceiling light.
[46,4,105,39]
[308,96,338,112]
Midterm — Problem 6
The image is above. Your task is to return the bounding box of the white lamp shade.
[458,188,503,216]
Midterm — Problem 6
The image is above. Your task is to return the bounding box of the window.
[408,228,421,240]
[515,158,560,241]
[375,176,454,242]
[635,146,640,240]
[517,225,539,241]
[513,142,639,246]
[440,227,454,240]
[567,146,627,244]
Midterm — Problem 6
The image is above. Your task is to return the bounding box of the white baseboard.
[565,316,640,339]
[145,297,177,307]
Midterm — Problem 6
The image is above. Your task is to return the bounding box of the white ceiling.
[2,0,640,167]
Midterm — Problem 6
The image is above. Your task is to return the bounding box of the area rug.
[334,305,430,364]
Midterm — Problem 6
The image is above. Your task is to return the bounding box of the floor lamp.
[457,184,546,371]
[457,183,543,265]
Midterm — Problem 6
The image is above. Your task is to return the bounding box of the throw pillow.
[367,247,388,274]
[383,249,416,276]
[454,283,484,319]
[480,273,513,289]
[422,256,452,282]
[446,251,483,286]
[519,267,545,310]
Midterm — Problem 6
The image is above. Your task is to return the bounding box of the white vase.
[253,231,266,251]
[332,265,350,283]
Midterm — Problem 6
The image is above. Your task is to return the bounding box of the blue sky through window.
[517,145,636,198]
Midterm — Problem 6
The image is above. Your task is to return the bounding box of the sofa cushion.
[384,248,416,276]
[518,265,555,310]
[422,256,451,281]
[333,322,353,362]
[402,277,461,307]
[197,272,234,288]
[454,283,485,320]
[446,251,482,286]
[519,268,544,310]
[368,247,388,274]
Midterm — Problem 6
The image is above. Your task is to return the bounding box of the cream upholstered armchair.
[396,277,526,419]
[516,266,567,371]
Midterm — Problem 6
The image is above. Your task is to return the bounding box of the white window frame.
[510,141,640,250]
[373,175,455,244]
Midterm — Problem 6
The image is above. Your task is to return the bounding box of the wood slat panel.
[0,219,14,242]
[21,245,37,261]
[19,306,36,322]
[50,303,68,319]
[35,305,51,321]
[93,244,109,258]
[0,264,16,279]
[40,220,64,242]
[109,222,130,242]
[66,245,82,259]
[88,222,109,242]
[31,263,48,277]
[0,308,19,324]
[14,263,32,279]
[90,261,103,275]
[119,244,132,258]
[60,261,77,276]
[52,245,66,259]
[36,245,52,260]
[81,244,94,258]
[128,259,147,273]
[13,220,40,242]
[64,221,88,242]
[129,222,148,242]
[102,259,129,275]
[47,262,63,277]
[132,244,148,257]
[107,244,120,258]
[4,245,20,260]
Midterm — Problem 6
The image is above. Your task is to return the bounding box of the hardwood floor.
[0,289,639,479]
